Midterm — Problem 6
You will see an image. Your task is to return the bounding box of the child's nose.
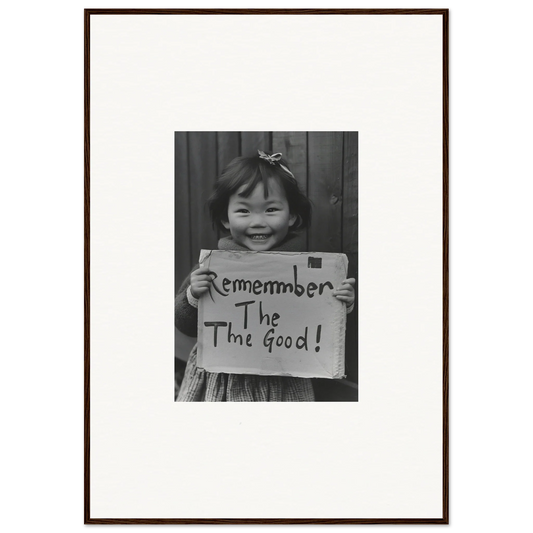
[250,214,267,227]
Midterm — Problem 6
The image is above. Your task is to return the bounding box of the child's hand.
[190,266,216,299]
[332,278,356,307]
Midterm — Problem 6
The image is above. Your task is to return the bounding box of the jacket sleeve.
[174,265,199,337]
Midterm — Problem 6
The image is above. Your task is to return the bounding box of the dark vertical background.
[175,131,358,401]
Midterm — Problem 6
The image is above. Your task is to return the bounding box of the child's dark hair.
[207,151,312,232]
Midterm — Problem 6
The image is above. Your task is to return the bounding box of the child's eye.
[236,209,249,214]
[266,207,279,213]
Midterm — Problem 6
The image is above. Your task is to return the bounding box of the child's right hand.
[190,266,215,299]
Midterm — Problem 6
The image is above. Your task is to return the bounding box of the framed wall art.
[80,5,455,531]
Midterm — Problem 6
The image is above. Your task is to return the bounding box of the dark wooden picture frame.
[85,8,448,524]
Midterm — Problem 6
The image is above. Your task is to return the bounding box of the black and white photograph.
[174,132,358,402]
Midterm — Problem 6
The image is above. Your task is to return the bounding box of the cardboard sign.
[197,250,348,379]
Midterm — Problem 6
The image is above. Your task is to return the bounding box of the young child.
[175,150,355,401]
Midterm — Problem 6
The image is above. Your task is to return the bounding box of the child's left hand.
[332,278,356,307]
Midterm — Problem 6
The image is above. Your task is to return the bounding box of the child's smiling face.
[223,179,296,251]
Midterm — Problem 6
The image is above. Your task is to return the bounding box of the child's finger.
[193,280,213,289]
[334,284,354,294]
[337,278,355,291]
[193,279,215,290]
[193,267,217,281]
[335,295,353,303]
[336,283,354,291]
[334,291,353,298]
[334,290,353,298]
[194,275,214,283]
[194,266,211,275]
[193,285,209,293]
[192,272,215,283]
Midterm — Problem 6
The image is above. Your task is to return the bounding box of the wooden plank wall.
[175,131,358,391]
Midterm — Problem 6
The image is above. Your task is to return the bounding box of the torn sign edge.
[196,250,348,379]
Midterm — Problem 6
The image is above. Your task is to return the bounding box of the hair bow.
[257,150,295,177]
[258,150,282,165]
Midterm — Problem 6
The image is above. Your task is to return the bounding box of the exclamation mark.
[315,325,322,352]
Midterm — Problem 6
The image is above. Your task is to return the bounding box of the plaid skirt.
[176,346,315,402]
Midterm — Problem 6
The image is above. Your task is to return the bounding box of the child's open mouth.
[249,234,271,241]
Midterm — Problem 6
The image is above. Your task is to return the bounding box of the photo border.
[84,8,449,524]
